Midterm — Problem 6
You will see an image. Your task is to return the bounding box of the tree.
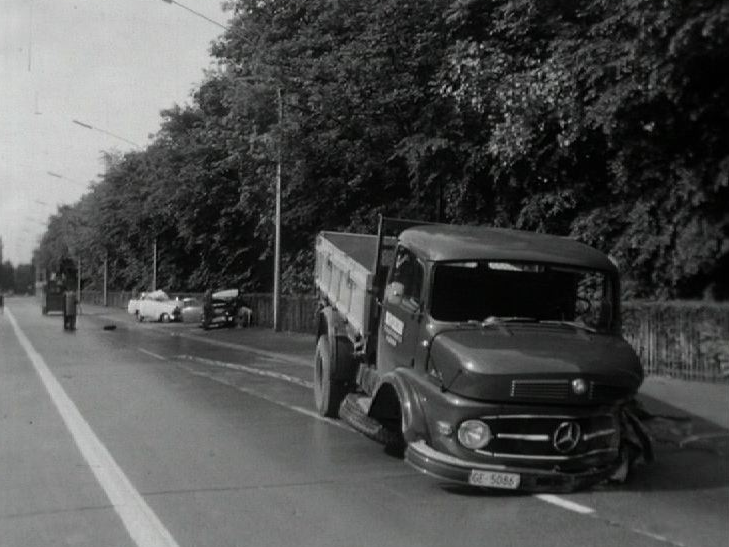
[36,0,729,299]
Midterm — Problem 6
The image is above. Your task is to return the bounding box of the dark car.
[180,297,203,323]
[201,289,252,330]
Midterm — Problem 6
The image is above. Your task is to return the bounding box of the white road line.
[6,309,180,547]
[177,332,311,366]
[99,314,310,366]
[138,348,167,361]
[180,365,350,431]
[177,354,314,389]
[534,494,595,514]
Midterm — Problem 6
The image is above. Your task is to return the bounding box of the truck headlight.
[457,420,492,449]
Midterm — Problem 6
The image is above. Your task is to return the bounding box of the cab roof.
[399,224,617,272]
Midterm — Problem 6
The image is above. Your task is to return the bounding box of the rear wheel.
[314,336,348,418]
[160,312,171,323]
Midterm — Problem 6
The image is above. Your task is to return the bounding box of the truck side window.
[390,247,424,304]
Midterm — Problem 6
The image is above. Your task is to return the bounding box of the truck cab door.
[377,245,426,374]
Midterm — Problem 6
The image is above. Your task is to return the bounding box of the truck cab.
[314,220,647,492]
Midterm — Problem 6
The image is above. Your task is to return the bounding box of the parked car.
[127,292,146,316]
[201,289,252,329]
[180,297,203,323]
[136,290,182,323]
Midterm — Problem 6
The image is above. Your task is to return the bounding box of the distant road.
[1,297,726,547]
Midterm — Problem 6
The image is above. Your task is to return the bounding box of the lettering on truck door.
[378,245,425,373]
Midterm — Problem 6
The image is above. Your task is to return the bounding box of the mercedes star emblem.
[553,421,581,453]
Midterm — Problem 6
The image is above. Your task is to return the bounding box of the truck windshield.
[430,261,616,332]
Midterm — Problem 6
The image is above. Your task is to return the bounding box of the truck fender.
[317,306,357,384]
[371,369,429,445]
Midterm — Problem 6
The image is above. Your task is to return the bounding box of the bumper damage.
[405,440,618,493]
[403,401,653,493]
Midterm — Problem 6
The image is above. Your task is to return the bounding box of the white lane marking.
[6,309,180,547]
[138,348,167,361]
[99,314,310,367]
[177,355,314,389]
[179,365,350,431]
[534,494,595,514]
[176,332,311,366]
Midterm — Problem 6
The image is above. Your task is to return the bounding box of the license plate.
[468,470,521,490]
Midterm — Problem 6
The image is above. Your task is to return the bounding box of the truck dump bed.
[315,231,379,338]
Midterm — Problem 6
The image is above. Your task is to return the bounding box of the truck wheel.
[137,312,144,322]
[160,313,171,323]
[340,394,405,452]
[314,336,347,418]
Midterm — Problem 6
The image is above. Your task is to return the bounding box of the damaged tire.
[339,394,405,452]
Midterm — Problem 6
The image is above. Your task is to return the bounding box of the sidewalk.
[638,375,729,431]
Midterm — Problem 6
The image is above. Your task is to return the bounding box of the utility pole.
[77,256,82,314]
[273,87,283,332]
[103,254,108,307]
[152,238,158,291]
[159,0,283,332]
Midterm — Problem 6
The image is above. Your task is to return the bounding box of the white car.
[134,290,182,323]
[127,292,146,316]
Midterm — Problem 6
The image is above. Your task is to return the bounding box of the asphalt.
[10,298,696,547]
[80,301,729,446]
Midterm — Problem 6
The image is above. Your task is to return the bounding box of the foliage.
[35,0,728,299]
[0,260,35,294]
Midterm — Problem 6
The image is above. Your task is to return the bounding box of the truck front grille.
[474,413,619,462]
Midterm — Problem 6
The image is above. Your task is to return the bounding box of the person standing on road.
[202,288,213,329]
[63,290,77,330]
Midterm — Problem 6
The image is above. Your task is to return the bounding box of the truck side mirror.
[384,281,404,305]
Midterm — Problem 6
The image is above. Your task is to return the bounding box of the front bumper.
[405,440,618,493]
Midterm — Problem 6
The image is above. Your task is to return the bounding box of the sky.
[0,0,230,266]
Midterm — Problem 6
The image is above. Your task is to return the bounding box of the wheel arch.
[370,370,429,444]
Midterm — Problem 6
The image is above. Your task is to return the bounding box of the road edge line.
[6,309,181,547]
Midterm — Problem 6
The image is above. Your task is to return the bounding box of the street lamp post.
[103,253,108,307]
[152,238,158,291]
[273,86,283,332]
[77,256,82,314]
[226,80,284,331]
[70,119,144,301]
[160,0,284,330]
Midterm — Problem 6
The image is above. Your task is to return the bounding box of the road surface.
[1,297,726,547]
